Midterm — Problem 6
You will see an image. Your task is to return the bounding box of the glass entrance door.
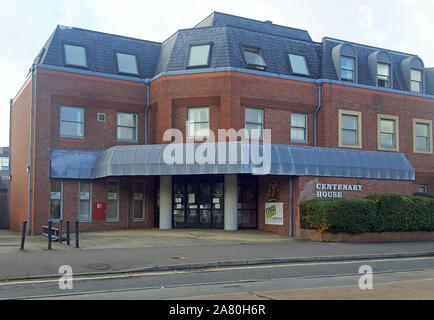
[173,176,224,229]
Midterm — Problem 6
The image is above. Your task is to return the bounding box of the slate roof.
[39,26,161,79]
[34,12,434,96]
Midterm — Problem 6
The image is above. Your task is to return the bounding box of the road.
[0,256,433,300]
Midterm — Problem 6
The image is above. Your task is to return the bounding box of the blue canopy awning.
[50,143,415,181]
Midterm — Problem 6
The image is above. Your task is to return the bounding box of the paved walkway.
[1,229,433,279]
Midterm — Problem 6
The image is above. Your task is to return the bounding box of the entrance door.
[173,176,224,229]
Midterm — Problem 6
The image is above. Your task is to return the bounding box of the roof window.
[64,44,87,68]
[117,53,139,75]
[243,47,266,70]
[288,54,310,76]
[188,44,211,68]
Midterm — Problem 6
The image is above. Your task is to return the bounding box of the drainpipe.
[313,82,323,147]
[28,64,35,235]
[144,79,151,145]
[289,177,293,237]
[8,99,13,229]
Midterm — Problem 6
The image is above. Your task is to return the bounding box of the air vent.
[97,113,106,122]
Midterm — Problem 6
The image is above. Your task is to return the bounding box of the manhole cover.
[87,263,112,271]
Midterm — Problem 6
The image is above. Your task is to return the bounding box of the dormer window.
[188,44,211,68]
[377,63,391,88]
[116,53,139,75]
[332,43,358,83]
[400,56,424,93]
[243,47,266,71]
[341,56,355,82]
[64,44,87,68]
[411,69,423,93]
[288,54,310,76]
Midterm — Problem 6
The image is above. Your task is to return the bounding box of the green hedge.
[300,194,434,234]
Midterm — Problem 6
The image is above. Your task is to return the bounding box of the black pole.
[48,221,52,250]
[66,221,70,246]
[75,220,79,248]
[20,221,27,251]
[59,220,63,244]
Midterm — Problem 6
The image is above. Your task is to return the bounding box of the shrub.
[413,192,434,199]
[301,193,434,234]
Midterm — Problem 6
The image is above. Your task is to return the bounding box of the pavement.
[1,229,434,280]
[188,280,434,300]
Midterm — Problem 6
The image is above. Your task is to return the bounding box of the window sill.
[378,146,399,152]
[414,150,433,155]
[132,218,145,222]
[59,137,85,142]
[106,219,120,223]
[338,144,362,149]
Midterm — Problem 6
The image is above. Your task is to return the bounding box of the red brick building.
[10,12,434,236]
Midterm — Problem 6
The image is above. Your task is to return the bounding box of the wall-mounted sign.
[316,183,363,199]
[265,203,283,225]
[188,194,195,204]
[107,193,118,200]
[134,193,144,201]
[93,202,106,220]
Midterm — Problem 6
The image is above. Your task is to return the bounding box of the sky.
[0,0,433,147]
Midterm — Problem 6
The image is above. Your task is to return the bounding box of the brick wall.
[9,67,434,233]
[10,78,31,232]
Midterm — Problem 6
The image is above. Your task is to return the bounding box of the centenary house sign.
[316,183,363,199]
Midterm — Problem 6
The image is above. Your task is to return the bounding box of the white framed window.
[133,181,145,220]
[50,180,63,221]
[97,113,106,122]
[413,119,433,154]
[243,48,266,70]
[291,113,308,142]
[116,53,139,75]
[64,44,87,68]
[377,63,391,88]
[117,113,138,141]
[245,108,264,140]
[78,181,92,222]
[419,185,428,193]
[288,54,310,76]
[60,106,84,138]
[188,44,211,68]
[411,69,423,93]
[339,110,362,149]
[341,56,355,82]
[187,107,210,139]
[107,180,119,221]
[378,115,399,151]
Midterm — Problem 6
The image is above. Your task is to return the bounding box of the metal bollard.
[48,221,52,250]
[75,220,79,248]
[20,221,27,251]
[66,221,70,246]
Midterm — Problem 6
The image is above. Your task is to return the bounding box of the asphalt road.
[0,256,433,300]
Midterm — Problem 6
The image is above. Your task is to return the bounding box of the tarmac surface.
[1,229,434,279]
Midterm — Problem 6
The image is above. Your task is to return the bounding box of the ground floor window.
[133,181,145,220]
[107,180,119,221]
[78,181,91,221]
[50,180,63,220]
[238,175,258,229]
[419,185,428,193]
